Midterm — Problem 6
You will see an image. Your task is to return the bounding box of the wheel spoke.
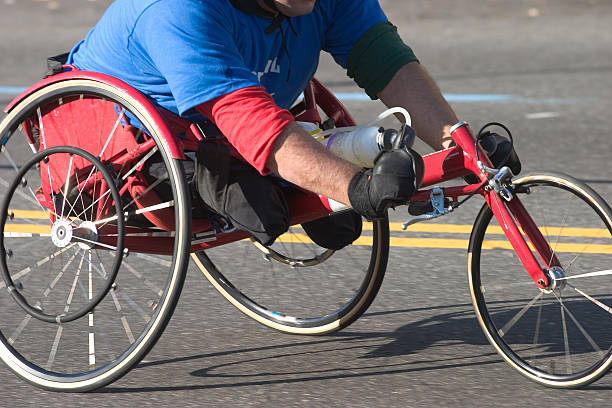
[122,261,164,297]
[109,288,136,344]
[0,149,63,223]
[548,203,572,268]
[497,292,543,337]
[0,244,77,289]
[532,297,543,345]
[82,250,109,280]
[64,253,85,314]
[61,166,95,223]
[7,313,33,346]
[120,145,158,181]
[43,247,81,297]
[73,186,111,222]
[92,200,174,226]
[570,284,612,316]
[96,171,168,232]
[45,158,58,219]
[558,269,612,281]
[88,251,96,366]
[61,155,74,218]
[557,294,573,374]
[97,107,124,159]
[0,178,55,223]
[553,290,604,358]
[46,326,63,371]
[72,235,117,251]
[115,287,151,323]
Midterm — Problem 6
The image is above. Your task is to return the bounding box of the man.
[68,0,462,245]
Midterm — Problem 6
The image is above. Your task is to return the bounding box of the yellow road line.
[8,209,610,238]
[363,222,610,238]
[4,224,51,234]
[5,214,611,254]
[272,233,612,254]
[4,225,611,253]
[7,209,51,220]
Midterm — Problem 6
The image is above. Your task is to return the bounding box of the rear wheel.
[193,216,389,334]
[0,79,191,391]
[469,172,612,388]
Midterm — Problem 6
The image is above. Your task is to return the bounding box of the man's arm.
[235,62,459,209]
[197,87,361,207]
[377,62,457,150]
[266,121,360,206]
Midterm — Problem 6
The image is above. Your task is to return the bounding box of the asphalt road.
[0,0,611,406]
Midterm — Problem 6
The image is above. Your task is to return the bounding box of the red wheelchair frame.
[5,67,554,288]
[3,67,612,391]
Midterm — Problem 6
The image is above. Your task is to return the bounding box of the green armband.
[347,21,419,100]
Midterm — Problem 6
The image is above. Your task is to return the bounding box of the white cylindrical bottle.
[323,127,384,168]
[297,122,392,168]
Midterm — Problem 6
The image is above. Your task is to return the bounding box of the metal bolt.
[537,279,546,286]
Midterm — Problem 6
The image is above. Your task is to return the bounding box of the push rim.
[0,146,125,324]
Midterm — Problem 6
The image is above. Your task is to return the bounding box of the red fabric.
[195,86,294,175]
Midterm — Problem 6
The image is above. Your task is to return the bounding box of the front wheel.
[469,172,612,388]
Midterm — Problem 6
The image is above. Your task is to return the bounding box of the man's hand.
[348,147,424,219]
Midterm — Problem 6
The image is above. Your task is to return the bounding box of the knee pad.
[302,210,362,250]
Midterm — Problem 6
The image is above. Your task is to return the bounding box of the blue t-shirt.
[70,0,387,120]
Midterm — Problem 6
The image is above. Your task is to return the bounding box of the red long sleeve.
[195,86,295,175]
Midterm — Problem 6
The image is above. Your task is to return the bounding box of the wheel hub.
[541,266,567,294]
[50,219,73,248]
[73,221,99,249]
[50,219,99,249]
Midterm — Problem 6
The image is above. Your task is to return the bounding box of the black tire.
[0,79,191,391]
[469,172,612,388]
[193,216,389,334]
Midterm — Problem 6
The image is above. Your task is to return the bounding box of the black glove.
[464,131,522,184]
[348,147,424,220]
[479,131,521,174]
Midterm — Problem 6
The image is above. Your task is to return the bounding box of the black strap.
[228,0,287,33]
[229,0,277,18]
[193,121,226,142]
[44,52,69,78]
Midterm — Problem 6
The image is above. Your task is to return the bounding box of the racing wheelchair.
[1,68,611,391]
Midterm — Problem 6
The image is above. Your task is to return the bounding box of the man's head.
[257,0,316,17]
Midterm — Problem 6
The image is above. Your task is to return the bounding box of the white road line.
[525,112,560,119]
